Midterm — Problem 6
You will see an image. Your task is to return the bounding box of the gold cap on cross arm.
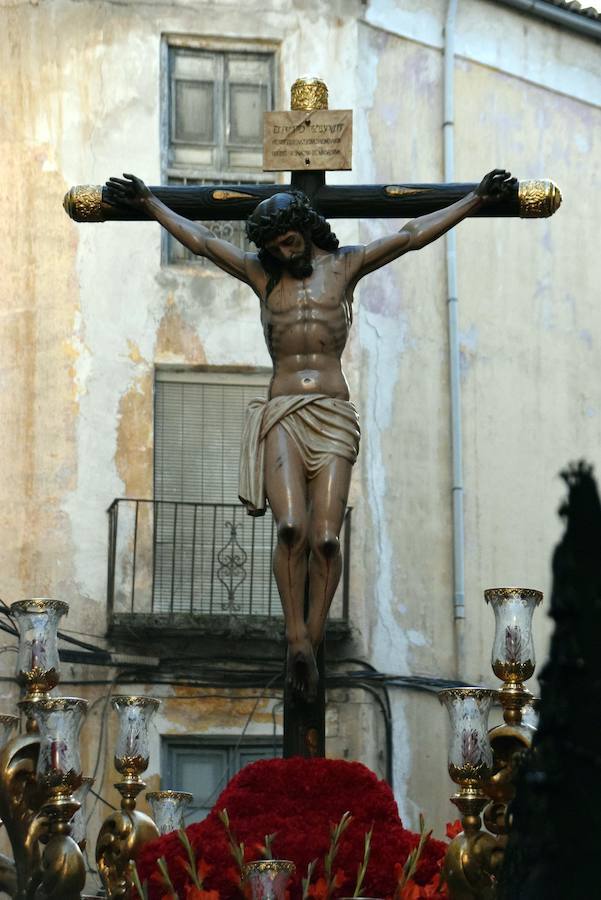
[63,184,105,222]
[518,179,562,218]
[290,76,329,110]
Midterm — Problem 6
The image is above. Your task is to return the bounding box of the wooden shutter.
[169,49,222,170]
[155,378,266,504]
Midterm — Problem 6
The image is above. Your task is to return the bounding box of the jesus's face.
[265,229,306,261]
[264,229,312,278]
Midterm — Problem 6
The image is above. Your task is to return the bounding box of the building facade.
[1,0,600,889]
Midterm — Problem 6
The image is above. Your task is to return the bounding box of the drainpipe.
[443,0,466,679]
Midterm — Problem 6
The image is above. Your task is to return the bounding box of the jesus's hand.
[105,173,152,209]
[475,169,517,203]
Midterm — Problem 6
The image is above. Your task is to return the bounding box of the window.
[163,43,276,263]
[162,736,282,824]
[152,369,277,615]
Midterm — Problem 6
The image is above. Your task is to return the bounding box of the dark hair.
[245,190,338,251]
[246,191,338,295]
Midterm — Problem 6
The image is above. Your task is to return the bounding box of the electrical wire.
[89,787,117,811]
[271,700,283,758]
[0,595,471,806]
[189,671,281,811]
[58,626,109,641]
[85,671,121,830]
[0,600,109,656]
[0,621,17,638]
[0,602,468,697]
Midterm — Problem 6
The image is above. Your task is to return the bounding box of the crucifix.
[64,75,560,760]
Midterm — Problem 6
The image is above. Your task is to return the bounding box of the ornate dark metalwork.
[217,520,248,612]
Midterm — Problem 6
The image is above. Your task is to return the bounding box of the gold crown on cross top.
[290,76,329,110]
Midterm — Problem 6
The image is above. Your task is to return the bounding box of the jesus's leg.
[264,425,317,700]
[306,457,353,650]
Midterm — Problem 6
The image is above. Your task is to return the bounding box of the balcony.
[107,499,352,643]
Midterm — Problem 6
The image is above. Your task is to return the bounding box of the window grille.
[164,46,275,265]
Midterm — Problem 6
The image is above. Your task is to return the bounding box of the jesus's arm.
[105,175,266,292]
[349,169,516,283]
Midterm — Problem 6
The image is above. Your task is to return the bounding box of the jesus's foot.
[286,639,319,703]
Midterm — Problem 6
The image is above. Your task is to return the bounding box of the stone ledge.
[108,612,351,644]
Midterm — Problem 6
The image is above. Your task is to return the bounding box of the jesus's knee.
[277,519,307,553]
[310,529,340,561]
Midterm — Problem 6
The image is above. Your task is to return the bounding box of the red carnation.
[136,758,447,899]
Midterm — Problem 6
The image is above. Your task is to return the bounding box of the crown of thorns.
[245,191,317,248]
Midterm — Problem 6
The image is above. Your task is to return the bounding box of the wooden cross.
[64,75,561,761]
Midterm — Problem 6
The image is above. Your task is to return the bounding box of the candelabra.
[0,597,192,900]
[0,598,85,899]
[96,695,160,898]
[440,587,542,899]
[21,696,88,899]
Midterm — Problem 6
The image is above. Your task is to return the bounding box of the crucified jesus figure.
[106,168,516,701]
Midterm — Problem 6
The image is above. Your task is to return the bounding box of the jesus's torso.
[260,246,360,400]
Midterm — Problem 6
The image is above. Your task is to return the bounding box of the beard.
[282,236,313,279]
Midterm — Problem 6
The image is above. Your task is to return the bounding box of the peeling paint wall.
[1,0,600,883]
[355,0,601,830]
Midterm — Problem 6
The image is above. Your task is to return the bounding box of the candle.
[125,731,137,756]
[50,739,65,772]
[30,639,43,671]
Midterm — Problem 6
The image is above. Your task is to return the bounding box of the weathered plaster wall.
[0,0,599,882]
[355,0,601,830]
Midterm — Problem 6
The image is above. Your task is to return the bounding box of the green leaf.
[302,859,317,900]
[157,856,178,896]
[353,825,373,897]
[129,862,149,900]
[325,811,353,899]
[262,832,277,860]
[219,807,246,872]
[178,828,202,888]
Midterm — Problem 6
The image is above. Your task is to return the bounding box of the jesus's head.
[246,191,338,288]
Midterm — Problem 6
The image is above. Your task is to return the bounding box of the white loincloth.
[239,394,361,517]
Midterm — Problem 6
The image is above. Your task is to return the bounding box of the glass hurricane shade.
[112,696,160,776]
[21,697,87,791]
[71,776,94,844]
[147,790,193,834]
[485,588,542,683]
[439,688,494,786]
[242,861,296,900]
[11,599,68,689]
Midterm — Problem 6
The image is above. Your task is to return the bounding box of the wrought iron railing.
[107,499,351,625]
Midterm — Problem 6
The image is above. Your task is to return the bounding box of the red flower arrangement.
[135,758,447,899]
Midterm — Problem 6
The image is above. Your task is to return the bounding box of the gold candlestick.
[485,588,542,726]
[23,696,88,900]
[439,689,502,899]
[0,715,42,896]
[96,696,160,899]
[482,588,542,839]
[12,599,69,733]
